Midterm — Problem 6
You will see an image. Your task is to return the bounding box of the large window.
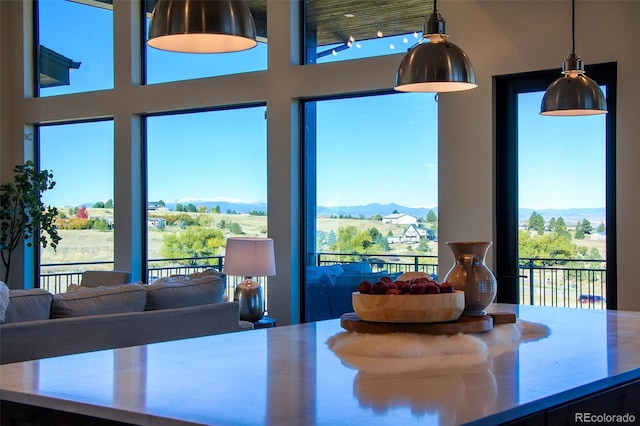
[304,0,430,64]
[144,0,268,85]
[37,0,114,96]
[303,92,438,321]
[145,106,268,296]
[494,64,617,309]
[38,120,115,292]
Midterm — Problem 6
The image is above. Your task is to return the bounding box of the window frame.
[493,62,617,309]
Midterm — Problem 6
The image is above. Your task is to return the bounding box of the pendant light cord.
[571,0,576,54]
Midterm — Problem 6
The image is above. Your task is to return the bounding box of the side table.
[252,316,276,329]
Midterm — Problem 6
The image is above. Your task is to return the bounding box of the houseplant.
[0,160,61,284]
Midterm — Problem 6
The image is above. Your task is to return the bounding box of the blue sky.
[38,0,606,211]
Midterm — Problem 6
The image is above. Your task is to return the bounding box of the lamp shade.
[394,36,477,93]
[540,73,607,116]
[395,5,476,93]
[147,0,257,54]
[539,0,607,116]
[223,237,276,277]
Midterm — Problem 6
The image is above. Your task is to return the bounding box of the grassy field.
[41,209,605,267]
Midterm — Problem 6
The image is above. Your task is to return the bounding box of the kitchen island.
[1,304,640,425]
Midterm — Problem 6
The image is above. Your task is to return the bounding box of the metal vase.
[442,241,497,316]
[235,280,264,322]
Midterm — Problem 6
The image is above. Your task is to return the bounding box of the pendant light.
[395,0,476,93]
[147,0,257,54]
[540,0,607,116]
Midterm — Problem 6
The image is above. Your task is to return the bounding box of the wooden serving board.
[340,312,516,335]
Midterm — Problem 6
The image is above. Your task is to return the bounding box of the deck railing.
[40,253,607,310]
[316,252,607,310]
[40,257,244,299]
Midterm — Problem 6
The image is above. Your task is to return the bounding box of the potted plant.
[0,161,61,284]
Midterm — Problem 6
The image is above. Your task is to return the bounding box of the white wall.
[1,1,638,314]
[437,1,640,311]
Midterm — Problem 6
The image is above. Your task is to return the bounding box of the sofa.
[305,261,401,321]
[0,270,251,365]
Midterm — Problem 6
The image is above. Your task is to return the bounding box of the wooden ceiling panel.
[245,0,434,46]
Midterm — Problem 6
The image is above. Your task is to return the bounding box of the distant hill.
[519,208,606,226]
[317,203,437,219]
[164,200,267,214]
[150,200,604,225]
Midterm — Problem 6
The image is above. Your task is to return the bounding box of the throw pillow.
[144,274,225,310]
[51,283,147,318]
[3,288,53,323]
[0,281,9,323]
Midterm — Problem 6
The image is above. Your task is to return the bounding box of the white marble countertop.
[2,304,640,425]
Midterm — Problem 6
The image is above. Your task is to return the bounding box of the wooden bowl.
[352,290,465,323]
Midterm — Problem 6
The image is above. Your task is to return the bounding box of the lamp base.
[234,278,264,322]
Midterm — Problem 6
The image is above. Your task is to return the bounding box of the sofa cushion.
[341,261,372,273]
[51,284,147,318]
[307,264,344,279]
[334,271,390,288]
[145,274,225,310]
[3,288,53,323]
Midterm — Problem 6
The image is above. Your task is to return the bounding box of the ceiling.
[84,0,434,47]
[247,0,434,46]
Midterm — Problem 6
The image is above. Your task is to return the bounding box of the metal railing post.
[528,259,535,305]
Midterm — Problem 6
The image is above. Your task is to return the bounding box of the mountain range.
[160,201,605,225]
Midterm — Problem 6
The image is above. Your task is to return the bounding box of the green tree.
[104,198,114,209]
[157,200,165,207]
[416,238,431,253]
[160,227,225,264]
[197,215,211,227]
[213,205,220,214]
[528,211,545,235]
[375,234,390,251]
[197,205,208,214]
[331,225,372,255]
[162,213,197,227]
[426,210,437,223]
[548,217,557,232]
[186,203,197,213]
[369,227,381,242]
[175,203,184,212]
[326,230,336,247]
[229,222,243,234]
[89,218,110,231]
[92,201,105,208]
[0,161,61,283]
[574,227,585,240]
[555,217,570,238]
[519,230,578,264]
[579,218,593,234]
[596,222,605,233]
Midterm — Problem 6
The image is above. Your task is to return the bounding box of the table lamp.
[223,237,276,321]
